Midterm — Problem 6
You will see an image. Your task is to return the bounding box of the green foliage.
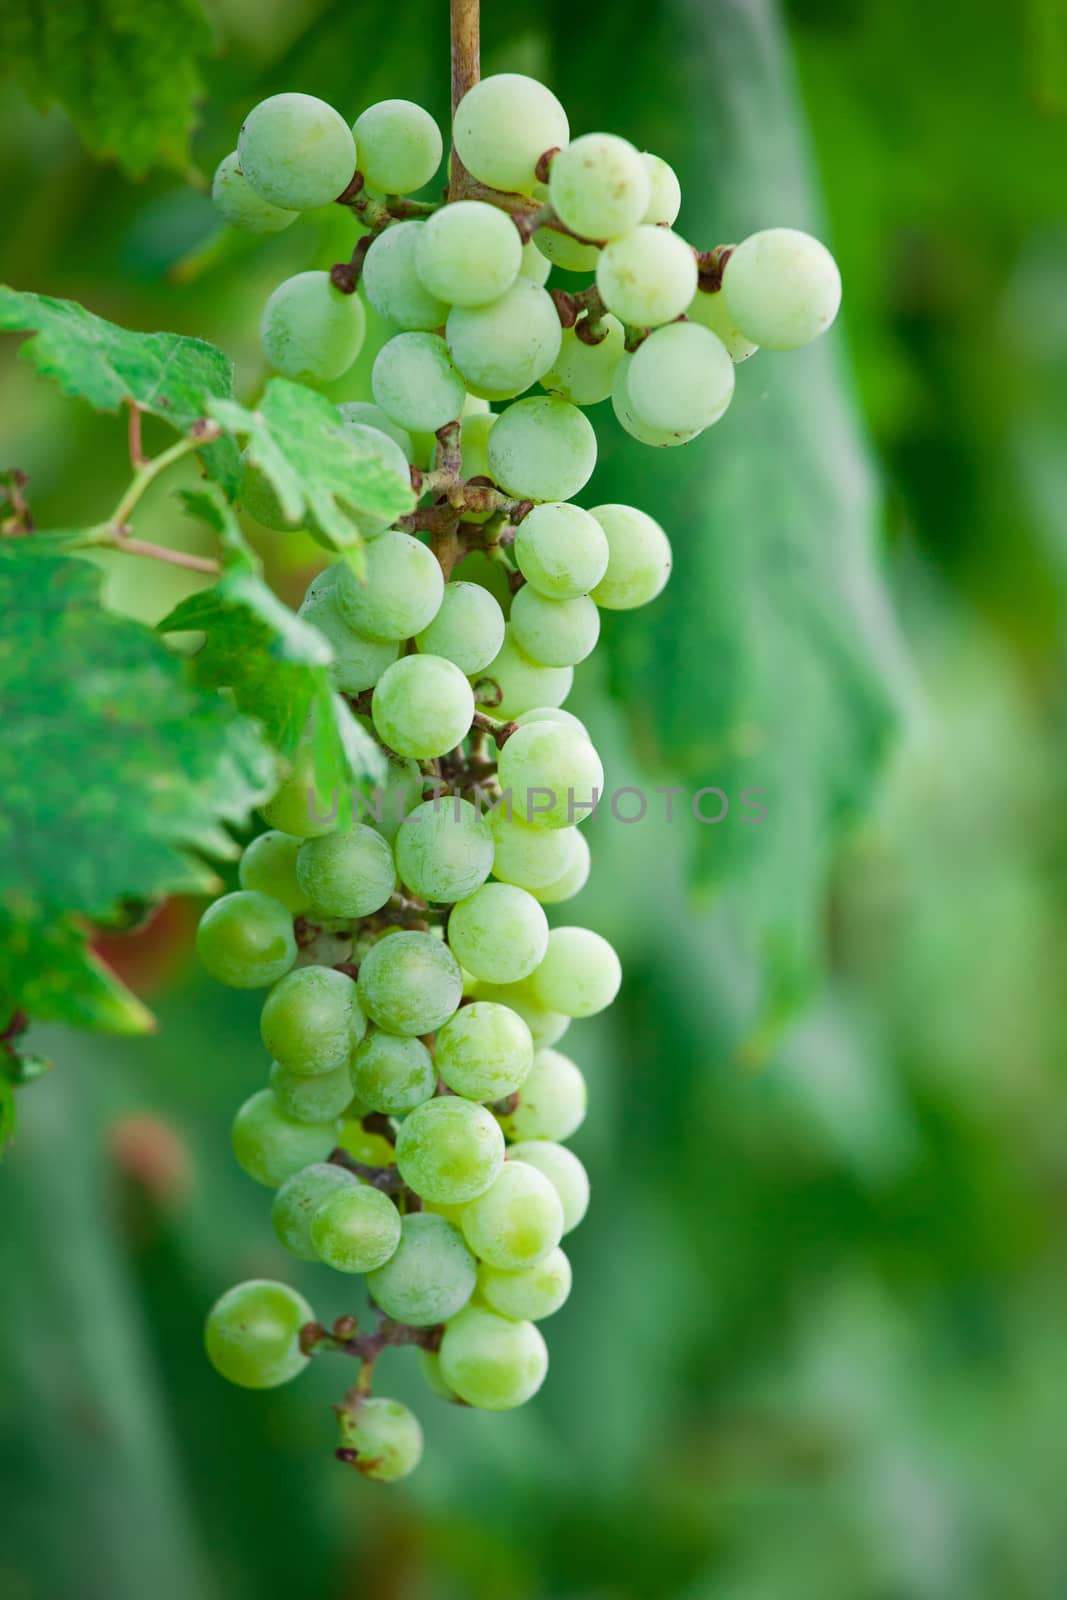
[208,379,416,568]
[0,539,276,1033]
[0,0,214,175]
[161,488,386,794]
[0,286,241,492]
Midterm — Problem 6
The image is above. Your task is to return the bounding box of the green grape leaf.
[208,379,416,570]
[569,0,913,1022]
[0,0,213,177]
[160,487,386,797]
[0,539,277,1032]
[0,287,241,494]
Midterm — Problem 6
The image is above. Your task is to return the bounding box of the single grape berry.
[238,92,355,211]
[338,1396,424,1482]
[205,1279,314,1389]
[260,964,362,1075]
[196,891,296,989]
[352,98,442,195]
[311,1183,402,1273]
[365,1211,477,1324]
[438,1305,548,1410]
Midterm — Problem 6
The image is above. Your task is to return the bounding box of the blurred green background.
[3,0,1067,1596]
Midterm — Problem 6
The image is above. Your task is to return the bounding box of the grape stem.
[328,1144,408,1193]
[1,468,33,535]
[448,0,480,199]
[127,403,147,468]
[108,422,221,529]
[302,1311,443,1364]
[695,244,734,292]
[470,710,518,748]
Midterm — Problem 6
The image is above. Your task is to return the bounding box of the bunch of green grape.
[201,72,841,1482]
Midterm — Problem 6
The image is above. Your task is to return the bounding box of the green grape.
[260,743,339,839]
[463,392,492,416]
[261,271,366,384]
[486,397,597,503]
[513,705,589,737]
[489,805,579,888]
[530,926,621,1017]
[540,316,625,407]
[611,354,700,448]
[205,1279,314,1389]
[532,827,590,904]
[438,1304,548,1410]
[533,225,600,274]
[415,581,505,675]
[509,1140,589,1232]
[272,1162,358,1260]
[351,1031,436,1113]
[337,1396,423,1482]
[596,226,698,328]
[394,796,494,902]
[239,831,309,914]
[589,503,672,609]
[239,453,303,532]
[508,587,601,669]
[461,1159,562,1268]
[366,1211,477,1323]
[417,1347,460,1400]
[549,133,650,241]
[497,721,605,830]
[352,98,442,194]
[334,530,444,641]
[467,978,570,1048]
[338,1116,397,1168]
[459,411,497,480]
[627,321,735,434]
[298,572,399,693]
[371,331,465,432]
[423,1197,470,1226]
[499,1047,586,1141]
[371,654,474,759]
[446,280,562,400]
[641,152,682,226]
[416,200,522,308]
[370,754,425,843]
[357,930,463,1034]
[335,400,415,460]
[212,151,297,234]
[295,825,397,919]
[474,631,573,721]
[362,221,449,332]
[478,1247,571,1321]
[720,227,841,350]
[270,1058,356,1123]
[231,1088,339,1187]
[687,279,758,362]
[260,964,362,1074]
[447,882,549,985]
[394,1097,504,1203]
[196,890,296,989]
[435,1001,535,1101]
[452,74,569,195]
[238,92,356,211]
[513,503,608,600]
[519,239,552,285]
[311,1183,402,1273]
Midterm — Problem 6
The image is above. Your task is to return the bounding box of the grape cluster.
[201,72,840,1481]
